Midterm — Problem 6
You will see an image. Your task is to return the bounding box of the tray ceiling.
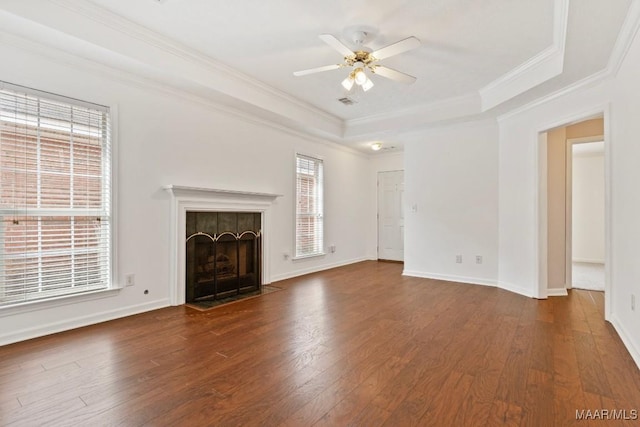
[0,0,634,152]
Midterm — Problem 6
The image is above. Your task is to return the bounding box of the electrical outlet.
[456,255,462,264]
[476,255,483,264]
[283,252,290,260]
[125,274,135,287]
[632,294,636,311]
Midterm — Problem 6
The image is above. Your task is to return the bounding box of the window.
[295,153,323,258]
[0,82,112,307]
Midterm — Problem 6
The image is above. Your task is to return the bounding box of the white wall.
[609,25,640,366]
[403,120,499,286]
[572,147,605,263]
[0,42,372,345]
[2,11,639,372]
[546,127,568,290]
[497,82,610,298]
[498,27,640,366]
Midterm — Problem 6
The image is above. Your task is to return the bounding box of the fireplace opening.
[185,212,261,303]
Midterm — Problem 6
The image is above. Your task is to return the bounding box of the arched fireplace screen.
[185,212,261,303]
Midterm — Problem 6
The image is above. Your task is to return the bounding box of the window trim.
[0,81,118,311]
[293,151,325,260]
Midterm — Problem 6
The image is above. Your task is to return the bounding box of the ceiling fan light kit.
[294,27,420,93]
[354,68,367,85]
[361,77,374,92]
[371,142,383,151]
[341,76,354,91]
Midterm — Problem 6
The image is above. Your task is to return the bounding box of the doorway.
[377,170,404,261]
[538,115,609,314]
[568,140,605,291]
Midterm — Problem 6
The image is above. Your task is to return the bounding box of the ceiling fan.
[293,29,421,92]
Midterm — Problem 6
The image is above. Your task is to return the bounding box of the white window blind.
[295,153,323,257]
[0,82,111,307]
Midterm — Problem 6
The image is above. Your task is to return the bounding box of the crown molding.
[341,0,568,137]
[0,28,367,159]
[496,70,610,123]
[1,0,342,136]
[49,0,339,123]
[497,0,640,123]
[1,0,633,151]
[479,0,568,111]
[607,0,640,76]
[1,0,571,143]
[479,45,564,111]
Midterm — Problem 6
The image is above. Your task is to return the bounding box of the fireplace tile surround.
[164,185,281,306]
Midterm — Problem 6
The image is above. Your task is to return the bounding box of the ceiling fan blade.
[319,34,355,58]
[293,64,342,76]
[372,66,417,84]
[371,36,421,60]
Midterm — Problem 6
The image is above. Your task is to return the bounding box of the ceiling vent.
[338,97,357,105]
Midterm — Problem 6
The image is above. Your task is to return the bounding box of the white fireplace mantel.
[164,185,282,305]
[163,185,282,202]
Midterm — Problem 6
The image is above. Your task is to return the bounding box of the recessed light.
[371,142,383,151]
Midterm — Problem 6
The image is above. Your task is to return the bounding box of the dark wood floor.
[1,261,639,426]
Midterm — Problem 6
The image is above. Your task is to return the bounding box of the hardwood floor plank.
[313,340,420,426]
[552,333,590,426]
[277,327,411,426]
[420,370,474,425]
[529,320,554,374]
[0,396,21,413]
[454,314,520,426]
[564,291,592,334]
[17,357,159,408]
[493,323,533,406]
[346,404,392,427]
[487,399,523,426]
[591,328,640,407]
[0,261,638,426]
[0,396,86,427]
[521,368,554,427]
[572,330,614,398]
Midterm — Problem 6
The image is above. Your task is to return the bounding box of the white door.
[378,171,404,261]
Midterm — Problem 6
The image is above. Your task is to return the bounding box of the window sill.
[0,287,122,318]
[292,252,326,261]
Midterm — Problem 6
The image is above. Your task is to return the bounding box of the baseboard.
[0,298,170,346]
[547,287,569,297]
[402,270,497,288]
[270,257,368,283]
[572,258,605,264]
[610,315,640,370]
[497,281,535,298]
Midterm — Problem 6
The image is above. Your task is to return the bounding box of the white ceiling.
[0,0,634,153]
[89,0,555,119]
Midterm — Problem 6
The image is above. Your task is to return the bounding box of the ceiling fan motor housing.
[346,53,374,66]
[343,25,378,49]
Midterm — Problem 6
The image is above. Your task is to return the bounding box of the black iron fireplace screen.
[185,212,261,303]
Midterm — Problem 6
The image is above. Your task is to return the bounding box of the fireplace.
[185,212,261,303]
[164,185,281,306]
